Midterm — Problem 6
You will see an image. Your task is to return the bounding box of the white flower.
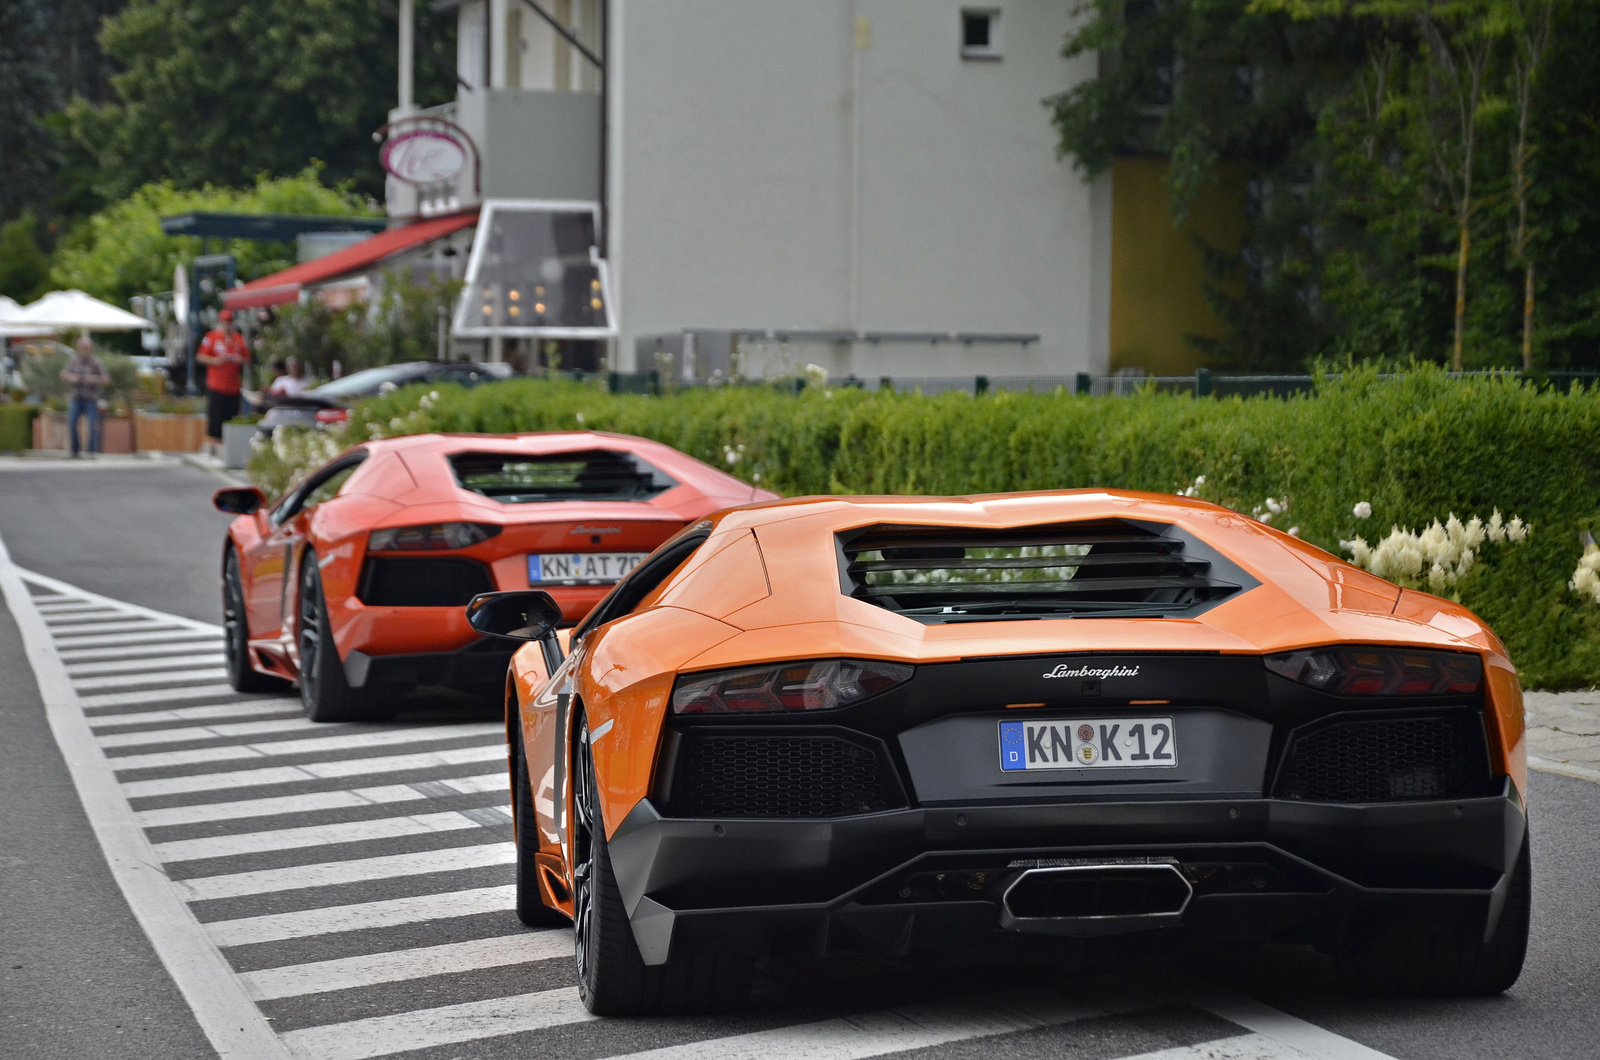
[575,411,586,425]
[1194,475,1206,485]
[1343,511,1530,591]
[1287,526,1300,537]
[752,472,762,483]
[1570,543,1600,605]
[1265,497,1282,514]
[1259,512,1273,524]
[1353,501,1372,520]
[723,446,740,466]
[802,363,829,387]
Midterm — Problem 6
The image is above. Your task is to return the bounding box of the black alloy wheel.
[514,718,570,927]
[572,716,752,1015]
[297,557,379,723]
[223,548,283,693]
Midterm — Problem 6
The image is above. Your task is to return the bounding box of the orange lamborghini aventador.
[212,432,773,721]
[472,490,1530,1014]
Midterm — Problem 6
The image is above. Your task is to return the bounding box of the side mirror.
[466,590,562,641]
[213,485,267,515]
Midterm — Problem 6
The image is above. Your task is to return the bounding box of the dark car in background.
[256,361,514,435]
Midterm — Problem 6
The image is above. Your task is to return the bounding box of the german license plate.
[999,717,1177,771]
[528,552,647,586]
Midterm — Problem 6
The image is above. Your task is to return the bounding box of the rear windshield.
[838,521,1250,621]
[451,449,677,503]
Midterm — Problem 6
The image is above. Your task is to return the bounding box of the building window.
[961,9,1001,60]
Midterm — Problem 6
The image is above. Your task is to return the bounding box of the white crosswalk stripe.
[107,721,504,770]
[83,683,254,709]
[135,773,506,827]
[55,629,223,650]
[603,993,1117,1060]
[59,641,227,663]
[1116,1035,1318,1060]
[97,716,311,748]
[277,988,594,1060]
[66,652,227,676]
[91,700,303,730]
[152,810,491,862]
[175,842,517,901]
[206,884,519,947]
[51,620,190,637]
[118,742,507,797]
[239,932,571,1001]
[2,570,1401,1060]
[73,667,232,691]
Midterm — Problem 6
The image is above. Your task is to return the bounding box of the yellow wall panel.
[1110,157,1245,375]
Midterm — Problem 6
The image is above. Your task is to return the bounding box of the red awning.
[223,209,480,310]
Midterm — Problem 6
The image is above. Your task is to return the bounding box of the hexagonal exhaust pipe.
[998,858,1193,937]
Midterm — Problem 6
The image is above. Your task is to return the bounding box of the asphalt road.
[2,459,1598,1060]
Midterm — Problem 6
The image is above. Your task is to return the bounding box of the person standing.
[197,309,249,454]
[60,336,109,458]
[266,355,310,398]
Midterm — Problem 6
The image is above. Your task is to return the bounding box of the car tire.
[513,718,570,928]
[572,716,751,1015]
[297,556,383,723]
[223,548,287,693]
[1339,830,1530,996]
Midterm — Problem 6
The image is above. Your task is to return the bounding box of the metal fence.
[556,368,1600,398]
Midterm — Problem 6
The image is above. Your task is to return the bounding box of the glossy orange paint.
[221,431,773,689]
[504,490,1527,901]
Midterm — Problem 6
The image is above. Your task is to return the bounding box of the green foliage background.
[248,367,1600,689]
[46,168,375,308]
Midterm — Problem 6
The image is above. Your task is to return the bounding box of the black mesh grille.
[1274,710,1492,802]
[670,732,903,818]
[358,558,495,607]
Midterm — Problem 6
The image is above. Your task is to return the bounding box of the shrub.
[247,366,1600,688]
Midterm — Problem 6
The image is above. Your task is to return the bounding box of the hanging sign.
[381,130,468,185]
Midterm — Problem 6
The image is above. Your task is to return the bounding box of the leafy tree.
[0,212,53,302]
[1503,0,1556,371]
[1053,0,1599,370]
[47,168,375,307]
[61,0,456,206]
[0,0,61,225]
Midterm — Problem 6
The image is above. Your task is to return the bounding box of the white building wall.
[609,0,1106,378]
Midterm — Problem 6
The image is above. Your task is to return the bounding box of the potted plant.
[222,412,261,468]
[134,396,207,452]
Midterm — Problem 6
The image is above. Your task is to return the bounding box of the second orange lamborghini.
[472,490,1529,1014]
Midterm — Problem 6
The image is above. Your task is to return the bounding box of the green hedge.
[249,366,1600,688]
[0,404,38,451]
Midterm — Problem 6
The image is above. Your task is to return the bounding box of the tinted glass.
[459,208,608,331]
[451,449,677,503]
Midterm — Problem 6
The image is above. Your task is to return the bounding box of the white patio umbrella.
[3,289,155,333]
[0,295,31,336]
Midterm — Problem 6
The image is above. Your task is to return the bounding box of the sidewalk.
[1525,691,1600,783]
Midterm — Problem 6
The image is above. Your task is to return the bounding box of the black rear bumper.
[606,781,1526,966]
[343,637,514,695]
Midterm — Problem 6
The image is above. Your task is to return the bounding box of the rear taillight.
[367,522,501,552]
[1265,648,1481,696]
[672,659,914,714]
[314,408,349,425]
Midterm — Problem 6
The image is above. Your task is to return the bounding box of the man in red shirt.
[197,309,250,448]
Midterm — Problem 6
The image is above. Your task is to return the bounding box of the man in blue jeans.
[60,336,109,457]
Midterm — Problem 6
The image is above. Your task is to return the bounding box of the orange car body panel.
[508,490,1526,892]
[222,431,774,686]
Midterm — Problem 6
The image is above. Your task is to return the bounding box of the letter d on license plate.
[999,717,1177,771]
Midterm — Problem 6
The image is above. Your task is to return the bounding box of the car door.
[543,528,712,866]
[244,453,367,652]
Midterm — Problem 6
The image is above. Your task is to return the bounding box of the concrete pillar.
[397,0,415,112]
[489,0,509,88]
